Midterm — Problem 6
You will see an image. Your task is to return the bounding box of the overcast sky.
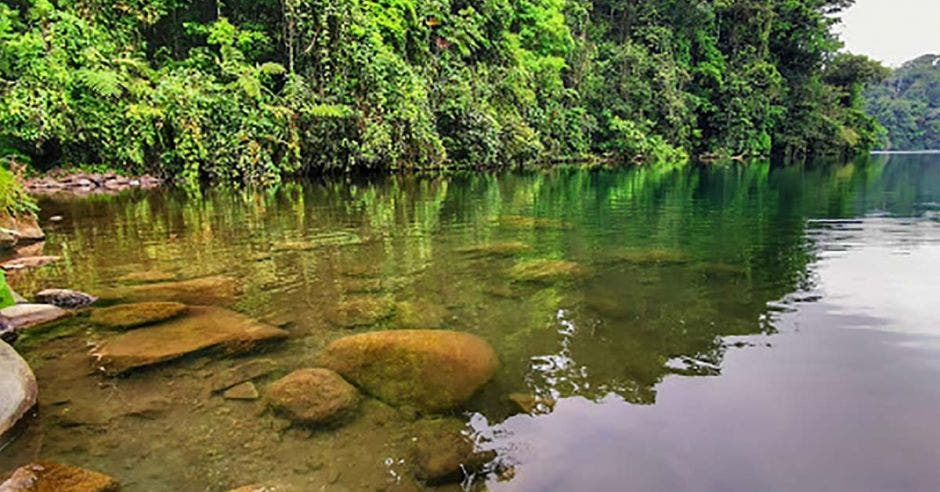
[835,0,940,67]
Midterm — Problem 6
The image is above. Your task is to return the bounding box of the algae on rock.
[318,329,498,413]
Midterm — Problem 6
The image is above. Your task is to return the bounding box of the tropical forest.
[1,1,940,491]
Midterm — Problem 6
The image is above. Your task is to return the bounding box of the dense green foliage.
[0,0,885,183]
[0,164,36,216]
[865,54,940,150]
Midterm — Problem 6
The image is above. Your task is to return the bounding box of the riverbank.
[23,171,164,196]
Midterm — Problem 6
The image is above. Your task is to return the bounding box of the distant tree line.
[0,0,888,183]
[865,54,940,151]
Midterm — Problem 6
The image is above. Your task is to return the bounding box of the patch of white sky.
[835,0,940,67]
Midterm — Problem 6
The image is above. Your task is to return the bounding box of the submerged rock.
[0,461,119,491]
[496,215,568,230]
[318,330,498,413]
[0,304,69,331]
[223,382,260,400]
[115,275,240,305]
[327,296,395,328]
[91,306,289,375]
[0,341,37,437]
[410,418,495,484]
[507,392,556,415]
[395,300,449,328]
[35,289,98,309]
[0,256,60,271]
[608,248,691,265]
[89,302,188,330]
[266,368,360,425]
[506,259,584,283]
[116,270,177,284]
[211,359,279,392]
[456,241,532,257]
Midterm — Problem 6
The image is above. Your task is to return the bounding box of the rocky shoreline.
[23,171,164,195]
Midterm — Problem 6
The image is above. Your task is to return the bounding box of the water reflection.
[2,154,939,491]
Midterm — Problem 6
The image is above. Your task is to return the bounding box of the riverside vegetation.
[0,0,889,187]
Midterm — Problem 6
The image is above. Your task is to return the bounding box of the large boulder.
[0,341,37,437]
[409,418,495,484]
[0,304,69,331]
[0,461,119,491]
[91,306,288,375]
[112,275,240,306]
[35,289,98,309]
[317,330,498,413]
[266,368,360,425]
[89,302,188,330]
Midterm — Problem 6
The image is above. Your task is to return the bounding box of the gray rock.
[35,288,98,309]
[0,303,69,331]
[0,340,37,437]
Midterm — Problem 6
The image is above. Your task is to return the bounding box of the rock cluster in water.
[24,171,163,195]
[0,461,119,491]
[91,305,288,375]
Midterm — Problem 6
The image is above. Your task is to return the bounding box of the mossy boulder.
[0,461,119,491]
[409,418,496,484]
[317,330,498,413]
[90,302,188,330]
[507,259,584,283]
[326,296,395,328]
[266,368,360,425]
[91,306,288,375]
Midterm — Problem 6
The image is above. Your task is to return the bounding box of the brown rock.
[318,330,498,413]
[210,359,279,392]
[1,256,60,271]
[89,302,187,330]
[223,382,260,400]
[91,306,288,375]
[266,368,360,425]
[115,276,240,305]
[507,392,556,414]
[0,461,119,491]
[0,304,69,331]
[0,213,44,242]
[410,418,495,484]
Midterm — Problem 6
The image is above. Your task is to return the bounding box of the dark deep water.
[2,154,939,491]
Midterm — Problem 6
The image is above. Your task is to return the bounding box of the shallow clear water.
[2,154,939,491]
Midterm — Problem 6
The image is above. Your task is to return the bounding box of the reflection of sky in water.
[807,217,940,334]
[484,215,940,492]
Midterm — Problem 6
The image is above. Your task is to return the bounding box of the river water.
[1,154,938,491]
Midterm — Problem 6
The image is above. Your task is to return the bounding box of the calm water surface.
[2,154,939,491]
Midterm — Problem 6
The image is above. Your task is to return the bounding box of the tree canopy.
[0,0,886,183]
[865,54,940,151]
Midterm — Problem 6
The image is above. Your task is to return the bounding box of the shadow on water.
[2,153,939,491]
